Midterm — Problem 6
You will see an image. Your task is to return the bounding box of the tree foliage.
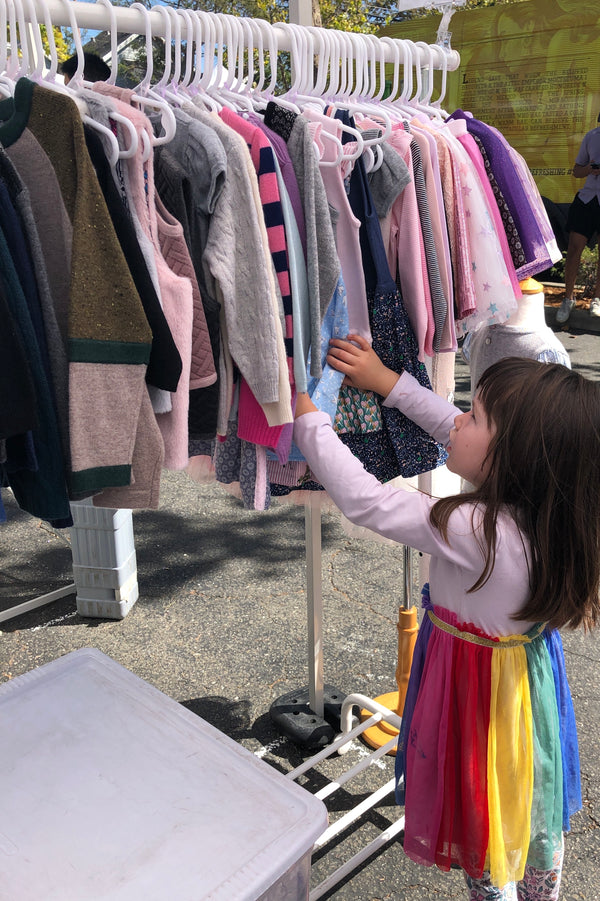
[46,26,73,62]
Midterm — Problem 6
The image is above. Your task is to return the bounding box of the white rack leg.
[314,777,397,848]
[305,498,324,719]
[0,584,76,624]
[287,690,406,898]
[313,737,397,802]
[309,813,406,901]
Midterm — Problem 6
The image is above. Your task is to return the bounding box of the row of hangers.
[0,0,457,170]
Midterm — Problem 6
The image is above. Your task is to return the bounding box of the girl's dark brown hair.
[430,357,600,631]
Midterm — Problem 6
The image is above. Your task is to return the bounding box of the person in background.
[60,51,110,85]
[557,112,600,323]
[294,334,600,900]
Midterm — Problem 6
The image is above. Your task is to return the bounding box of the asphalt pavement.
[1,301,599,900]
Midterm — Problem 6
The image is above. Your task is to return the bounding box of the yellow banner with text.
[383,0,600,204]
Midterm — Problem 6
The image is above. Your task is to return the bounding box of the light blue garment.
[281,274,349,463]
[273,157,310,393]
[306,275,349,418]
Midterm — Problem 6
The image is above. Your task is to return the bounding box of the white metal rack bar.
[286,692,406,898]
[28,0,460,68]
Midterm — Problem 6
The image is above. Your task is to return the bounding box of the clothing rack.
[1,3,461,892]
[2,0,458,704]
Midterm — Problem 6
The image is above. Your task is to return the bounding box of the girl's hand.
[327,334,401,397]
[295,392,318,418]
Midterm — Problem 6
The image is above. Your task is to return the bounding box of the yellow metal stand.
[360,605,419,754]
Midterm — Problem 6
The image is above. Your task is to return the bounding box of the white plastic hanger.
[61,0,124,164]
[390,37,419,119]
[184,9,221,112]
[5,0,29,81]
[151,4,185,108]
[275,22,308,113]
[35,0,65,85]
[379,36,402,107]
[22,0,45,81]
[197,11,238,110]
[176,7,196,96]
[404,40,433,118]
[322,29,389,172]
[17,0,35,80]
[304,28,357,168]
[320,28,369,163]
[215,14,255,111]
[430,43,450,118]
[1,0,14,82]
[245,17,298,114]
[20,0,121,166]
[284,25,365,165]
[192,9,236,110]
[194,9,216,94]
[0,0,15,95]
[166,5,184,101]
[230,15,272,112]
[61,0,141,163]
[88,0,139,159]
[242,16,261,104]
[128,2,177,147]
[411,40,439,117]
[344,31,392,159]
[338,30,356,99]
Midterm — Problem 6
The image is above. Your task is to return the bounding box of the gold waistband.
[427,609,546,648]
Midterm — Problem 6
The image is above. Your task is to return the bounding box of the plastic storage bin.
[0,648,328,901]
[70,499,138,619]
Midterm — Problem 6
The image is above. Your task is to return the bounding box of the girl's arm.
[293,406,476,565]
[382,372,458,448]
[293,336,474,560]
[326,335,460,447]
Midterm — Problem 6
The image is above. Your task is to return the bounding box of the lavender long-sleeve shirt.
[293,371,535,637]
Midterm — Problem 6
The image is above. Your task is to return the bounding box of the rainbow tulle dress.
[395,585,582,889]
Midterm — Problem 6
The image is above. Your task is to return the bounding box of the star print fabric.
[443,123,519,337]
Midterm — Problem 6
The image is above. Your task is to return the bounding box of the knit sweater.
[219,106,294,449]
[264,103,341,380]
[0,222,71,523]
[0,147,70,465]
[0,79,153,496]
[83,123,183,395]
[153,107,228,440]
[184,105,288,422]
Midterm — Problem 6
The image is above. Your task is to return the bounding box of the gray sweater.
[462,323,570,395]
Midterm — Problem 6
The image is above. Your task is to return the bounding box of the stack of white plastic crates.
[70,499,138,619]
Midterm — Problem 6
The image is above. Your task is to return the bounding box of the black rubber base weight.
[269,685,347,750]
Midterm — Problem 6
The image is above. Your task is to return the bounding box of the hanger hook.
[96,0,118,85]
[150,4,171,90]
[130,2,154,92]
[176,7,195,91]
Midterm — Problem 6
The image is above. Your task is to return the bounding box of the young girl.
[293,334,600,901]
